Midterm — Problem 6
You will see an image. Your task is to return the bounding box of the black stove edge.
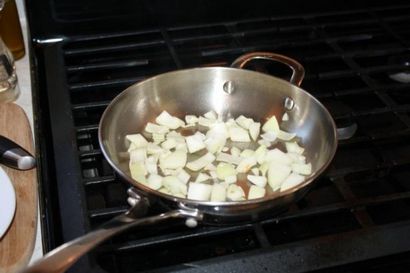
[147,220,410,273]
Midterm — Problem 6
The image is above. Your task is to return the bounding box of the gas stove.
[26,1,410,272]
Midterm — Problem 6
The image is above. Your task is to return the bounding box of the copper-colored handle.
[231,52,305,86]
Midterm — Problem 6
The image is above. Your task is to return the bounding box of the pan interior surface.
[99,67,337,206]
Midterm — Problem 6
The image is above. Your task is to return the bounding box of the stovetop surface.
[27,0,410,272]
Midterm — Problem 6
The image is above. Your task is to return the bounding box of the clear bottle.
[0,36,19,102]
[0,0,25,60]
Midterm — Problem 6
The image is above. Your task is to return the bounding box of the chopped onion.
[248,185,266,199]
[211,184,227,201]
[146,143,163,155]
[198,116,215,127]
[176,169,190,184]
[282,112,289,121]
[230,146,241,157]
[209,170,218,179]
[264,148,293,165]
[277,130,296,141]
[186,152,216,171]
[145,122,169,134]
[262,115,280,133]
[259,162,269,177]
[185,115,198,124]
[204,110,218,120]
[216,152,242,165]
[185,132,206,153]
[126,134,148,148]
[268,162,292,190]
[229,126,251,142]
[285,142,304,155]
[216,162,237,180]
[156,111,185,129]
[145,156,158,174]
[224,175,237,184]
[240,149,255,158]
[258,139,271,147]
[236,115,253,129]
[254,145,267,164]
[204,163,216,171]
[146,174,162,190]
[261,132,277,142]
[236,156,257,173]
[251,167,260,175]
[222,146,229,152]
[161,138,177,150]
[291,163,312,175]
[247,175,267,187]
[195,172,211,183]
[129,148,147,163]
[187,182,212,201]
[152,133,165,144]
[226,184,245,201]
[129,162,147,183]
[280,172,305,191]
[287,152,306,164]
[249,122,261,141]
[162,176,187,196]
[159,150,187,170]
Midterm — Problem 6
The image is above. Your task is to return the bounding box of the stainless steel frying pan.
[22,52,356,273]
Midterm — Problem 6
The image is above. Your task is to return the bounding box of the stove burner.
[388,54,410,83]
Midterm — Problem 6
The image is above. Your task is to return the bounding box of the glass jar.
[0,36,19,102]
[0,0,25,60]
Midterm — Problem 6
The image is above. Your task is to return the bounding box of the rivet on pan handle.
[231,52,305,86]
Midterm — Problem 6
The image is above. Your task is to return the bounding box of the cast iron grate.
[36,4,410,273]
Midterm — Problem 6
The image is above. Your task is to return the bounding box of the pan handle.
[20,190,202,273]
[231,52,305,86]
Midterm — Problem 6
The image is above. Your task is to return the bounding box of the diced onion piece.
[156,111,185,129]
[162,176,187,196]
[248,185,266,199]
[204,163,216,171]
[145,122,169,134]
[280,173,305,191]
[216,162,237,180]
[258,139,271,147]
[158,187,171,194]
[204,110,218,120]
[282,112,289,121]
[188,182,212,201]
[291,163,312,175]
[287,153,306,164]
[229,126,251,142]
[265,148,293,165]
[211,184,227,201]
[126,134,148,148]
[129,162,147,183]
[251,167,259,175]
[127,142,138,152]
[277,130,296,141]
[146,174,162,190]
[198,116,215,127]
[236,115,253,129]
[161,138,177,150]
[129,148,147,163]
[186,152,216,171]
[224,175,237,184]
[216,152,242,165]
[261,132,277,142]
[259,162,269,177]
[185,133,206,153]
[145,156,158,174]
[262,115,280,133]
[249,122,261,141]
[230,146,241,157]
[226,184,245,201]
[185,115,198,124]
[236,156,257,173]
[268,162,292,190]
[248,175,267,188]
[146,143,163,155]
[152,133,165,144]
[254,145,267,164]
[285,142,305,155]
[209,170,218,179]
[195,172,211,183]
[159,150,187,170]
[177,169,190,184]
[240,149,255,158]
[205,122,229,154]
[222,146,229,152]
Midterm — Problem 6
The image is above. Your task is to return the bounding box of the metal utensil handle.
[20,208,200,273]
[231,52,305,86]
[0,135,36,170]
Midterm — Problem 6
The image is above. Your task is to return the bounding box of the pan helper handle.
[231,52,305,86]
[21,188,202,273]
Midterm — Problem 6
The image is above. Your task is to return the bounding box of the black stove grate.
[32,4,410,273]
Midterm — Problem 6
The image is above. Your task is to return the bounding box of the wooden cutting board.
[0,103,37,273]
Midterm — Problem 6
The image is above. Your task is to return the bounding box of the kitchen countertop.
[14,0,44,266]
